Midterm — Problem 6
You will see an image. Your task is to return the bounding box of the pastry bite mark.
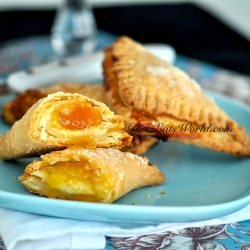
[19,148,165,203]
[31,93,127,145]
[0,92,132,160]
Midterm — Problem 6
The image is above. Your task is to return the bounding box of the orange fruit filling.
[59,105,102,130]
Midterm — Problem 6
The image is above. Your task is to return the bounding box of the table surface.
[0,32,250,250]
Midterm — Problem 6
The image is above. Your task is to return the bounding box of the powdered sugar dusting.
[146,65,202,97]
[146,65,168,76]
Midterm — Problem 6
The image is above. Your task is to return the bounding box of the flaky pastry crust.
[19,147,164,203]
[0,92,132,160]
[103,36,250,156]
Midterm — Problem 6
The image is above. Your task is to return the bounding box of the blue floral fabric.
[106,221,250,250]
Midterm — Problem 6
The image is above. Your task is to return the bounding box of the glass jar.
[51,0,97,56]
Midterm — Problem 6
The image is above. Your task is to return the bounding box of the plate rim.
[0,189,250,223]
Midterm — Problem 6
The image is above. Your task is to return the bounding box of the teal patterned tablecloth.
[0,32,250,250]
[106,222,250,249]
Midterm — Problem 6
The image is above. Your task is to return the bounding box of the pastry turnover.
[2,82,157,155]
[0,92,132,160]
[103,36,250,156]
[19,147,164,203]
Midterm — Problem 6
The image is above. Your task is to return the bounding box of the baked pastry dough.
[103,37,250,156]
[2,82,157,155]
[3,83,104,125]
[122,135,157,155]
[0,92,132,160]
[19,147,164,203]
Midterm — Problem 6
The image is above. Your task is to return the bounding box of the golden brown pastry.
[19,147,164,203]
[2,83,104,125]
[3,89,46,125]
[103,36,250,156]
[122,135,157,155]
[2,82,157,155]
[0,92,132,160]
